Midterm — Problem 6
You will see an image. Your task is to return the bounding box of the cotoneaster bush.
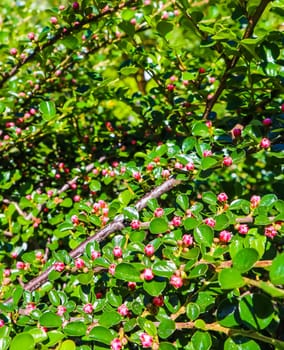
[0,0,283,349]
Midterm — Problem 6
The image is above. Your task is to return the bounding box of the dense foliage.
[0,0,284,349]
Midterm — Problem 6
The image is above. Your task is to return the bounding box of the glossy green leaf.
[201,157,218,170]
[123,206,139,220]
[184,217,200,230]
[239,293,274,330]
[224,337,261,350]
[28,328,48,343]
[217,298,239,327]
[270,253,284,285]
[59,340,76,350]
[152,260,176,277]
[120,66,139,76]
[202,191,217,205]
[138,318,157,336]
[88,326,113,344]
[143,280,167,296]
[157,21,173,36]
[186,303,200,321]
[10,333,35,350]
[89,180,101,192]
[99,311,122,328]
[39,101,56,120]
[159,343,177,350]
[63,322,87,336]
[0,336,10,350]
[191,331,212,350]
[149,218,168,234]
[192,122,210,138]
[232,248,259,273]
[176,194,189,211]
[158,319,175,339]
[114,263,141,282]
[194,225,214,247]
[219,268,245,289]
[39,312,62,328]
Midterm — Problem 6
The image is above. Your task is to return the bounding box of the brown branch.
[202,0,272,119]
[11,178,181,295]
[0,0,138,89]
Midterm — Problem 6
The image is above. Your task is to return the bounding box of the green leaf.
[186,303,200,321]
[39,101,56,120]
[176,194,189,211]
[182,137,196,152]
[259,194,277,207]
[158,319,175,339]
[143,280,167,296]
[224,337,261,350]
[59,340,76,350]
[10,333,35,350]
[239,293,274,330]
[28,328,48,343]
[194,225,214,247]
[39,312,62,328]
[48,290,61,306]
[189,264,208,279]
[45,330,65,347]
[88,326,113,344]
[159,343,176,350]
[138,318,157,336]
[191,331,212,350]
[184,217,200,230]
[60,198,73,207]
[99,311,122,328]
[219,268,245,289]
[232,248,259,273]
[215,214,229,230]
[270,253,284,285]
[123,206,139,220]
[152,260,176,278]
[217,299,239,327]
[60,36,79,50]
[200,157,218,170]
[0,336,10,350]
[157,21,173,36]
[202,191,217,205]
[89,180,101,192]
[120,66,139,76]
[149,218,168,234]
[114,263,141,282]
[63,322,87,336]
[192,122,210,138]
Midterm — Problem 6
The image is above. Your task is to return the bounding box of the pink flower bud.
[144,244,155,257]
[50,16,58,24]
[113,246,123,258]
[131,220,141,230]
[27,32,35,40]
[140,333,153,348]
[154,207,164,217]
[203,150,212,157]
[172,216,182,227]
[71,215,79,225]
[237,224,249,235]
[170,274,183,288]
[57,305,67,316]
[133,172,142,181]
[91,250,101,260]
[109,263,116,275]
[161,169,170,178]
[75,258,85,269]
[54,261,65,272]
[250,195,261,209]
[182,234,193,246]
[232,128,242,137]
[117,304,129,316]
[262,118,272,126]
[0,320,5,327]
[128,282,136,290]
[153,295,164,307]
[16,261,26,270]
[264,225,277,239]
[10,48,17,55]
[143,268,154,281]
[219,230,232,243]
[111,338,122,350]
[260,137,271,149]
[217,192,228,202]
[223,156,233,167]
[204,218,216,227]
[186,162,194,171]
[83,303,93,314]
